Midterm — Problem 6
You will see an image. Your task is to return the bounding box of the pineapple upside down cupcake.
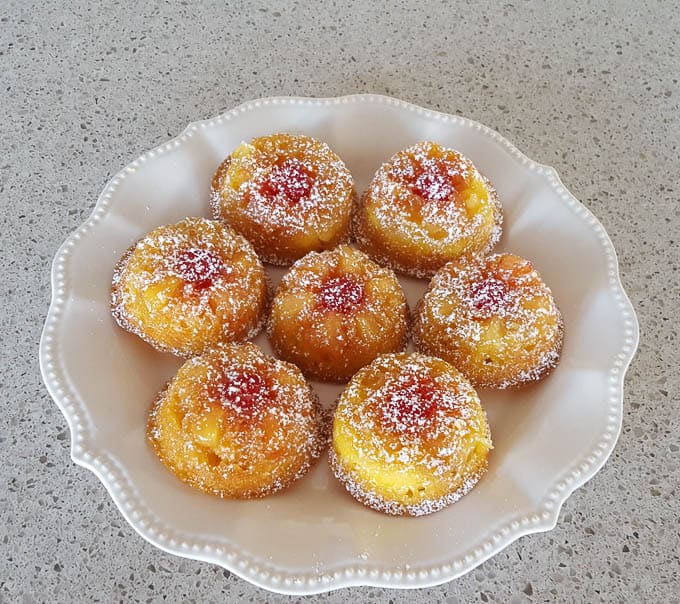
[354,141,502,278]
[111,217,268,357]
[330,352,492,516]
[210,133,355,265]
[413,253,563,388]
[147,343,326,498]
[268,245,409,382]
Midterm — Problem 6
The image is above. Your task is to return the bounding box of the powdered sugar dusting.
[171,247,228,288]
[330,447,486,517]
[147,343,327,499]
[111,217,268,358]
[210,134,355,265]
[412,163,455,202]
[258,157,314,203]
[209,369,269,418]
[413,253,564,388]
[330,352,492,516]
[353,141,502,278]
[378,374,444,437]
[469,277,510,317]
[268,245,409,382]
[318,275,365,313]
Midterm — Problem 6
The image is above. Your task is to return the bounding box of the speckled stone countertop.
[2,1,678,602]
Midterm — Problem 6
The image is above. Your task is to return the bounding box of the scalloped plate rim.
[39,93,639,595]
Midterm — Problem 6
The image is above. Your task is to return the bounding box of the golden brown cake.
[354,141,502,278]
[413,253,563,388]
[210,133,355,265]
[111,217,268,357]
[330,352,492,516]
[268,245,409,382]
[147,343,326,498]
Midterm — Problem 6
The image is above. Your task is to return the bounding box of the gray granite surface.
[1,0,678,602]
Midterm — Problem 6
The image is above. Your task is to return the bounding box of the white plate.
[39,95,639,595]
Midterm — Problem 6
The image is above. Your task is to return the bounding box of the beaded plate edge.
[39,94,639,595]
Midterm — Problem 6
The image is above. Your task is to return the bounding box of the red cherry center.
[469,276,509,315]
[173,248,224,290]
[413,166,454,202]
[259,158,314,204]
[213,370,269,415]
[318,276,365,314]
[380,375,441,436]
